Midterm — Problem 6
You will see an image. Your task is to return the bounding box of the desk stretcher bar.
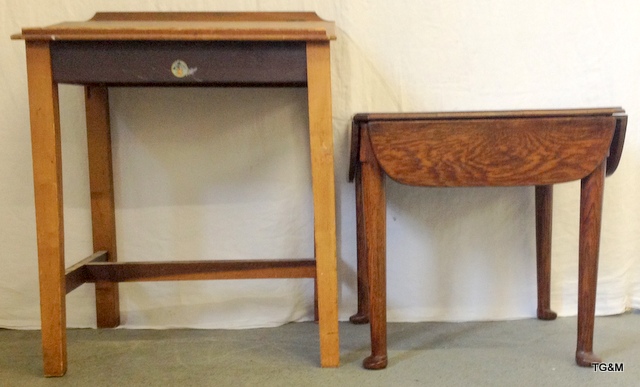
[66,255,316,291]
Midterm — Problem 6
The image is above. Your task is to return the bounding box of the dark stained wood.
[350,108,626,370]
[348,119,367,324]
[51,41,307,86]
[606,115,628,176]
[64,251,108,294]
[349,166,369,324]
[314,279,319,322]
[353,107,625,123]
[84,259,316,282]
[535,185,557,320]
[90,12,327,22]
[367,117,616,187]
[360,128,388,370]
[348,119,361,182]
[352,109,627,179]
[576,161,606,366]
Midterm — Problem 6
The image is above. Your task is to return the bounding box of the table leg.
[25,41,67,377]
[576,161,606,366]
[360,129,387,370]
[350,167,370,324]
[85,86,120,328]
[306,41,339,367]
[535,185,557,320]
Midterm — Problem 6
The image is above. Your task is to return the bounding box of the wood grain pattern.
[535,185,557,320]
[350,109,625,369]
[576,161,606,366]
[25,40,67,377]
[85,86,120,328]
[368,117,616,186]
[306,41,340,367]
[350,109,626,185]
[360,128,388,370]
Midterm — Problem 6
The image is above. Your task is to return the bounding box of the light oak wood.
[12,12,336,41]
[306,41,340,368]
[25,40,67,377]
[85,86,120,328]
[15,12,339,376]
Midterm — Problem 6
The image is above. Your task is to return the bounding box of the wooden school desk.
[348,109,627,369]
[12,12,339,376]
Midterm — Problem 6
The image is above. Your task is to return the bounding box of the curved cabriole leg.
[350,167,370,324]
[535,185,557,320]
[361,129,387,370]
[575,161,606,367]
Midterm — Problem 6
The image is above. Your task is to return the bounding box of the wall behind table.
[1,0,638,329]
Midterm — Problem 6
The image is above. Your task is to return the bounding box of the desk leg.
[25,41,67,377]
[576,161,606,366]
[360,129,387,370]
[85,86,120,328]
[535,185,557,320]
[306,42,339,367]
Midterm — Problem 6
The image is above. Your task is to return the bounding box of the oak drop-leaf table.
[12,12,339,377]
[348,109,627,369]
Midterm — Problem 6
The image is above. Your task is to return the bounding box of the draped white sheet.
[1,0,638,329]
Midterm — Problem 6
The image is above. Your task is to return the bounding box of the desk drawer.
[51,40,307,86]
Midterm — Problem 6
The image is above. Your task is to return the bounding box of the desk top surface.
[12,12,336,42]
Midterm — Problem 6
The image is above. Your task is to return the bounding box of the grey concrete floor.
[1,311,638,386]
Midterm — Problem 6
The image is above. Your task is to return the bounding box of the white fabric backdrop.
[1,0,639,329]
